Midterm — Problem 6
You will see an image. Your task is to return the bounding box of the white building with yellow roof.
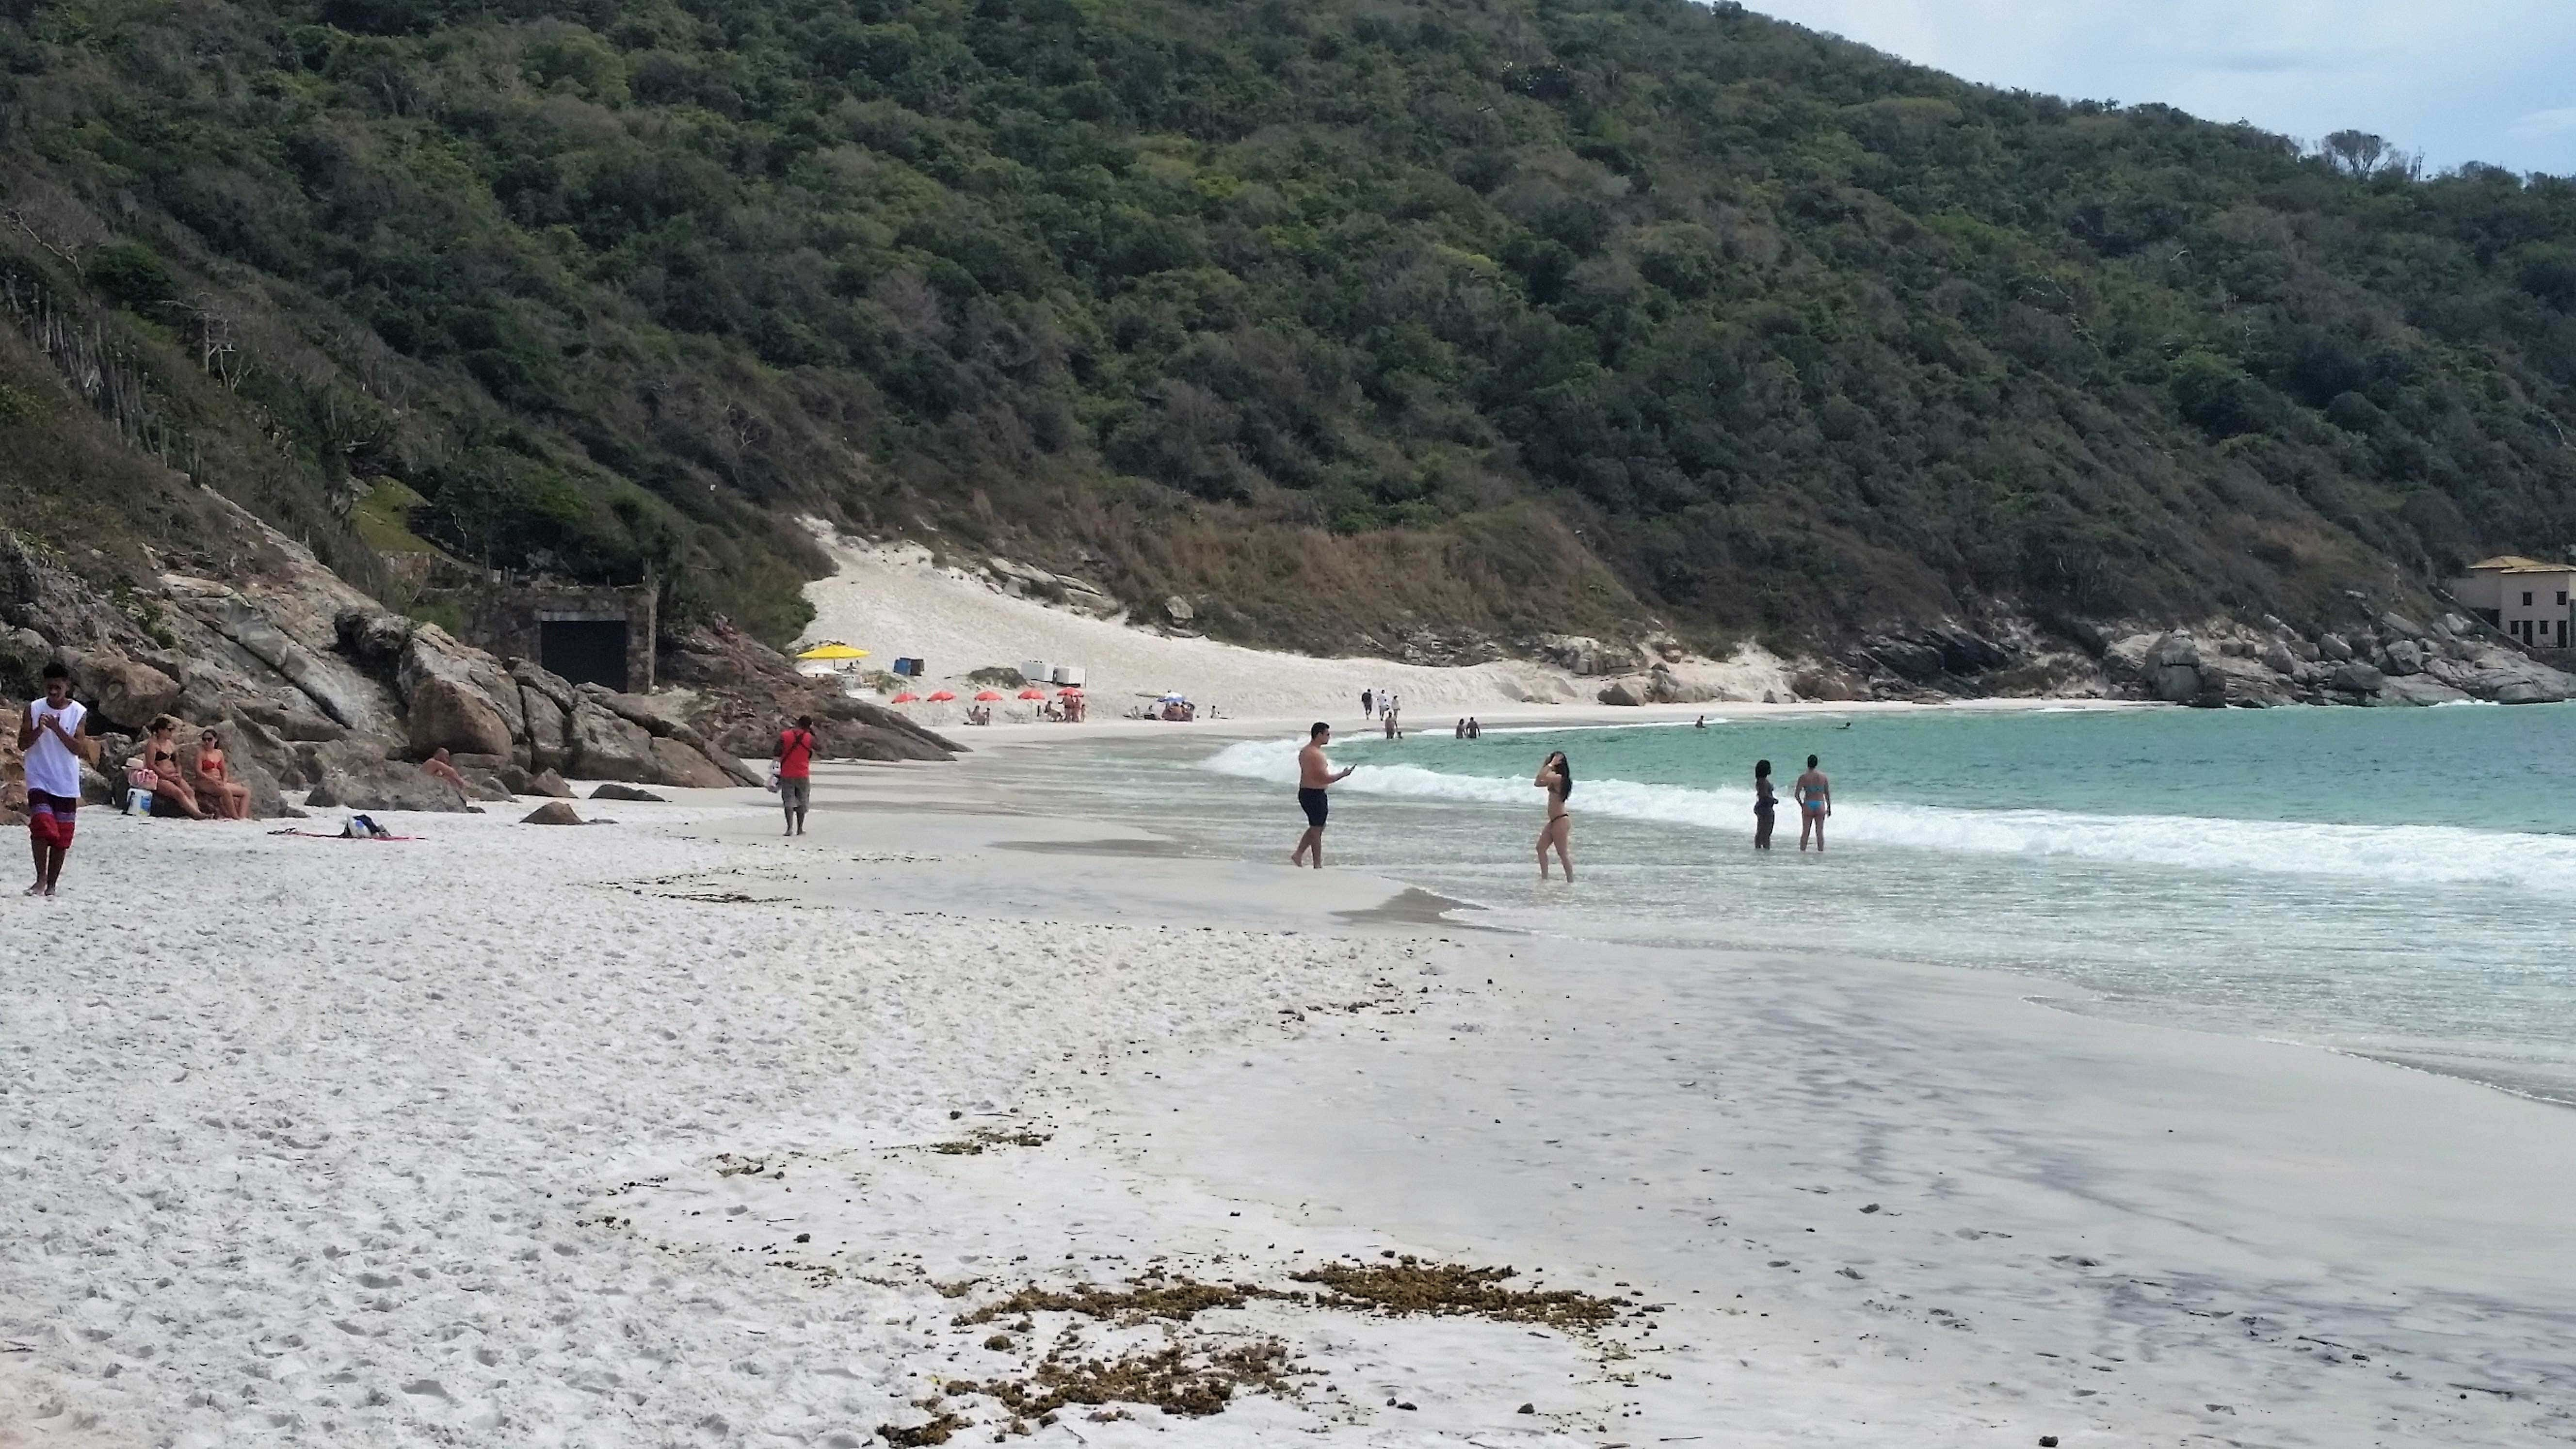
[2448,556,2576,649]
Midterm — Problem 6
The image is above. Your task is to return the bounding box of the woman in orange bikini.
[193,727,252,820]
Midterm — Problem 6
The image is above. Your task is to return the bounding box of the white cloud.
[2510,107,2576,139]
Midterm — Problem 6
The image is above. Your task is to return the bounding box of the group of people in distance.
[1292,718,1838,880]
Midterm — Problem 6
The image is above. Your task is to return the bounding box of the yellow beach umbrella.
[795,643,870,661]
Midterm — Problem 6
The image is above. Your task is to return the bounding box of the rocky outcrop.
[648,737,732,789]
[1596,679,1646,706]
[394,625,526,761]
[985,556,1119,617]
[497,765,573,798]
[1535,634,1644,677]
[81,653,182,732]
[407,675,514,758]
[565,697,660,782]
[508,659,574,773]
[1850,624,2012,689]
[591,783,665,802]
[2101,611,2576,708]
[521,801,585,825]
[304,759,474,813]
[2141,633,2209,705]
[660,619,960,763]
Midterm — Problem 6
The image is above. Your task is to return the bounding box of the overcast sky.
[1744,0,2576,176]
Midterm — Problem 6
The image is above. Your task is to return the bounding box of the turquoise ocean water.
[998,704,2576,1105]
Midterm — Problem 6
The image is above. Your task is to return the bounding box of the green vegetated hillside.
[5,0,2576,657]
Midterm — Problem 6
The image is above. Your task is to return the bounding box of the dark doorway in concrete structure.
[542,619,630,691]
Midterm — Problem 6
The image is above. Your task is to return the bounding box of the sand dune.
[796,533,1583,722]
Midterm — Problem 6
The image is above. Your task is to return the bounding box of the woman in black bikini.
[1534,750,1574,882]
[1752,758,1776,850]
[143,717,209,819]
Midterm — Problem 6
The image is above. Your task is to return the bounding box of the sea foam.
[1203,738,2576,890]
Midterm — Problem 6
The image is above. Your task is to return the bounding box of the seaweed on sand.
[1289,1256,1629,1330]
[956,1340,1293,1419]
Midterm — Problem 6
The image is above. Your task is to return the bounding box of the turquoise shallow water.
[1000,703,2576,1105]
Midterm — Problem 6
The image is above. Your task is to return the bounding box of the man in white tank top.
[18,661,89,896]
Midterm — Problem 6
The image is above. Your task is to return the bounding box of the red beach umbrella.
[926,690,957,702]
[973,690,1004,701]
[1016,688,1047,700]
[1056,686,1083,695]
[890,692,920,703]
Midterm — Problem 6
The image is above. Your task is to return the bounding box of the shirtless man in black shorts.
[1290,721,1354,869]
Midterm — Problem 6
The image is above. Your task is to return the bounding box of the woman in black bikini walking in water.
[1534,750,1574,882]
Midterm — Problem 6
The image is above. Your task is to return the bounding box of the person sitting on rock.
[142,717,209,820]
[192,727,252,821]
[420,747,470,796]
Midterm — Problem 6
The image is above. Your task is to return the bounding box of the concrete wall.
[420,576,658,692]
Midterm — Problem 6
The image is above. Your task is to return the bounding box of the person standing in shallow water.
[1752,758,1776,851]
[1795,753,1831,852]
[1291,721,1353,869]
[1534,750,1574,882]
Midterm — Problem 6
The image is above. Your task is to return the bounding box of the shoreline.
[2,739,2568,1446]
[746,747,2576,1440]
[934,692,2157,748]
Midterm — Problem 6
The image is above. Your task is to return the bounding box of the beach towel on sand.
[267,814,420,842]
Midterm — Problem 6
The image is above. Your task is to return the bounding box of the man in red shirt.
[775,715,816,836]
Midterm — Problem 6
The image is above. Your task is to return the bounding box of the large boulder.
[497,764,573,798]
[2143,633,2204,704]
[197,596,389,734]
[507,657,576,714]
[565,698,660,782]
[2318,633,2355,662]
[408,675,514,758]
[82,652,182,732]
[1596,678,1647,707]
[647,737,733,789]
[2380,674,2471,706]
[2452,647,2576,704]
[304,760,473,813]
[519,686,569,773]
[521,801,584,825]
[2384,640,2426,676]
[575,685,748,776]
[231,699,347,742]
[2328,662,2388,695]
[397,626,525,762]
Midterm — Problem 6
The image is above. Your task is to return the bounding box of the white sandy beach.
[800,535,1679,722]
[2,742,2571,1448]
